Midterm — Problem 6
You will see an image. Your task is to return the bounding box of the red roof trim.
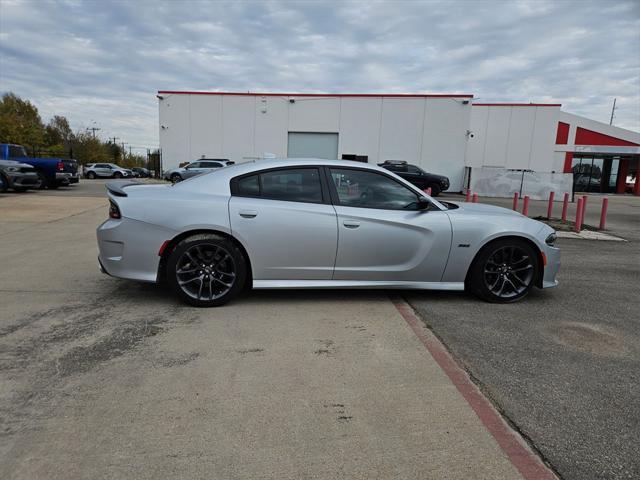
[473,103,562,107]
[157,90,474,98]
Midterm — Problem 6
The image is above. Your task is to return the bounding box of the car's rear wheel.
[167,234,246,307]
[428,183,441,196]
[468,238,538,303]
[171,173,182,183]
[86,171,96,179]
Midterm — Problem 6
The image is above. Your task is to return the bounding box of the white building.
[158,91,640,196]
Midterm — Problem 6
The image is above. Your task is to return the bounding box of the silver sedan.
[97,159,560,307]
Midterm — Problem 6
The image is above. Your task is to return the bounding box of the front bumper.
[6,171,40,188]
[541,244,560,288]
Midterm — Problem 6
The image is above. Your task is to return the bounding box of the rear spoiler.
[106,181,142,197]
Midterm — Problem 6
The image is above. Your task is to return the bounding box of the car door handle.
[239,210,258,218]
[343,221,360,229]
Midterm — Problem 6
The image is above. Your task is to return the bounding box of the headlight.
[545,232,557,246]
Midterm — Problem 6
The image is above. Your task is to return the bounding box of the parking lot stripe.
[391,296,557,480]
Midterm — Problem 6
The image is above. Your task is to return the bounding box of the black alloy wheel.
[468,238,538,303]
[167,234,246,307]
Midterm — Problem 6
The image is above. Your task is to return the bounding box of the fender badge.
[458,243,470,248]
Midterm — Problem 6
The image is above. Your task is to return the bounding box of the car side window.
[260,168,322,203]
[188,162,200,168]
[406,165,422,175]
[237,175,259,196]
[330,168,420,210]
[233,168,323,203]
[202,162,222,168]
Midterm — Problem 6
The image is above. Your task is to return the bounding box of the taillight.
[109,200,121,219]
[57,161,64,171]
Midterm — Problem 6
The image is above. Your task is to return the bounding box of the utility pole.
[87,127,101,138]
[121,142,127,163]
[609,98,617,125]
[110,136,119,145]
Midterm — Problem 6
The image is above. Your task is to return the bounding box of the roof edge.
[157,90,474,98]
[473,103,562,107]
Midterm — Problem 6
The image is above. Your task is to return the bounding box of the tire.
[166,234,247,307]
[13,187,28,193]
[170,173,182,183]
[428,183,441,196]
[114,172,123,179]
[0,174,8,193]
[86,171,96,179]
[36,171,47,189]
[467,238,539,303]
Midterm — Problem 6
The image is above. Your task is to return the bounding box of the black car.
[131,167,151,178]
[378,160,449,196]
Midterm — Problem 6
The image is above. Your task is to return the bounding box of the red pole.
[574,197,584,232]
[580,195,588,226]
[512,192,519,211]
[465,189,471,202]
[472,193,478,203]
[599,197,608,230]
[561,192,569,222]
[522,196,530,216]
[546,191,555,219]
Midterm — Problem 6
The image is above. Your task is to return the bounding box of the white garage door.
[287,132,339,159]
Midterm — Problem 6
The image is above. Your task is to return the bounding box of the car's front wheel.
[86,171,96,179]
[167,234,247,307]
[114,171,123,179]
[170,173,182,183]
[428,183,441,196]
[468,238,539,303]
[0,174,8,193]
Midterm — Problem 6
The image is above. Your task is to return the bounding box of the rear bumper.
[541,245,560,289]
[97,216,177,283]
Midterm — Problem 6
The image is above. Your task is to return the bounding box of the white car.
[97,158,560,307]
[85,163,133,179]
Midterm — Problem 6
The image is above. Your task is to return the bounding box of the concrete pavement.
[0,191,545,479]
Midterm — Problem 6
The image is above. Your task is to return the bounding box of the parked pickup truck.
[0,143,79,189]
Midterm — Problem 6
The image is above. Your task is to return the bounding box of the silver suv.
[85,163,133,179]
[163,159,234,183]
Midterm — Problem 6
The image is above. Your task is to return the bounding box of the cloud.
[0,0,638,151]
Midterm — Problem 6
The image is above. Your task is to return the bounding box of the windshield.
[8,145,27,158]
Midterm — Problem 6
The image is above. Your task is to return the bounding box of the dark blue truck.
[0,143,79,189]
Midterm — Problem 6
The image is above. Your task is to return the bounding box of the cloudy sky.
[1,0,638,151]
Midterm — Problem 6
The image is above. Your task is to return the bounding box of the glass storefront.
[571,155,638,193]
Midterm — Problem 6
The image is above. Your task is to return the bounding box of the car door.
[405,165,427,189]
[96,164,110,177]
[229,167,338,280]
[328,167,452,282]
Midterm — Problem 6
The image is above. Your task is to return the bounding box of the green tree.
[70,131,110,165]
[0,92,45,150]
[45,115,73,147]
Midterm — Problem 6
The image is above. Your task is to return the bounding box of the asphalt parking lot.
[1,182,536,480]
[410,192,640,480]
[1,182,638,479]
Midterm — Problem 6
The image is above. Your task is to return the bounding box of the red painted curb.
[391,297,556,480]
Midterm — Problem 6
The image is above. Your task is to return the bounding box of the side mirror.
[416,198,430,211]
